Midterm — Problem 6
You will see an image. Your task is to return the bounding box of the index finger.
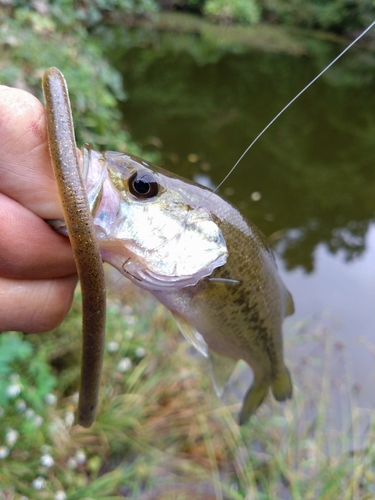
[0,85,64,219]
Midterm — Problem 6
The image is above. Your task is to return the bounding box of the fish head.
[82,144,228,291]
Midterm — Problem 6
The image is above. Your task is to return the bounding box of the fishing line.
[106,270,127,290]
[214,19,375,193]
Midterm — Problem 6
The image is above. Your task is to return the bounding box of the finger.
[0,274,78,333]
[0,86,64,219]
[0,193,76,279]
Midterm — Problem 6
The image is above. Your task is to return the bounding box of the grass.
[1,270,375,499]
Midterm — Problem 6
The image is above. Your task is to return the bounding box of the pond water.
[103,24,375,425]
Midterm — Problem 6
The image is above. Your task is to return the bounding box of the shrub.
[204,0,261,25]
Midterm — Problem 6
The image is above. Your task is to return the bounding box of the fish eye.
[129,171,159,199]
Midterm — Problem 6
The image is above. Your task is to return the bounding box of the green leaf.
[0,334,33,375]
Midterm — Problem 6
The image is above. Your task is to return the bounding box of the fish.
[44,67,294,426]
[80,144,295,424]
[43,22,375,424]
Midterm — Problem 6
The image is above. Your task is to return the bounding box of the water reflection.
[104,28,375,273]
[280,224,375,414]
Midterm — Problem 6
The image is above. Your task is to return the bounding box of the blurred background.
[1,1,375,498]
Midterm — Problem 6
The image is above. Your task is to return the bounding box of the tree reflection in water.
[103,26,375,273]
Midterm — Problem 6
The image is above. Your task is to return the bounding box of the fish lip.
[82,144,108,215]
[47,218,69,236]
[81,143,91,182]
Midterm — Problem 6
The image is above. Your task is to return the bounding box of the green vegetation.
[259,0,375,32]
[204,0,261,25]
[1,285,375,499]
[0,0,158,154]
[157,0,375,32]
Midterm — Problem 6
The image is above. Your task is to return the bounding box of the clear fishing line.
[214,19,375,192]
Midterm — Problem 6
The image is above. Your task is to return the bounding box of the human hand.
[0,85,78,333]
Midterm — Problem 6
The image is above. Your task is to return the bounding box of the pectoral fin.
[208,350,237,397]
[172,312,208,357]
[239,382,269,425]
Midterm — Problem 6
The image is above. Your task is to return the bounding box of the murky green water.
[103,23,375,416]
[105,28,375,273]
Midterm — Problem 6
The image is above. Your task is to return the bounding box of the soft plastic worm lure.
[42,67,106,428]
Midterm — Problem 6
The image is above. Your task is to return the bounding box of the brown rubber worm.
[42,67,106,427]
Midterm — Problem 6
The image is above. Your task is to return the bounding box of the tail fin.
[238,367,293,425]
[239,382,269,425]
[271,366,293,402]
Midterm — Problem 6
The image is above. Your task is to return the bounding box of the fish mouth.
[47,143,117,239]
[81,144,126,241]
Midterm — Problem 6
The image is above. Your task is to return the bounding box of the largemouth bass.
[43,22,375,423]
[44,67,293,425]
[81,145,294,424]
